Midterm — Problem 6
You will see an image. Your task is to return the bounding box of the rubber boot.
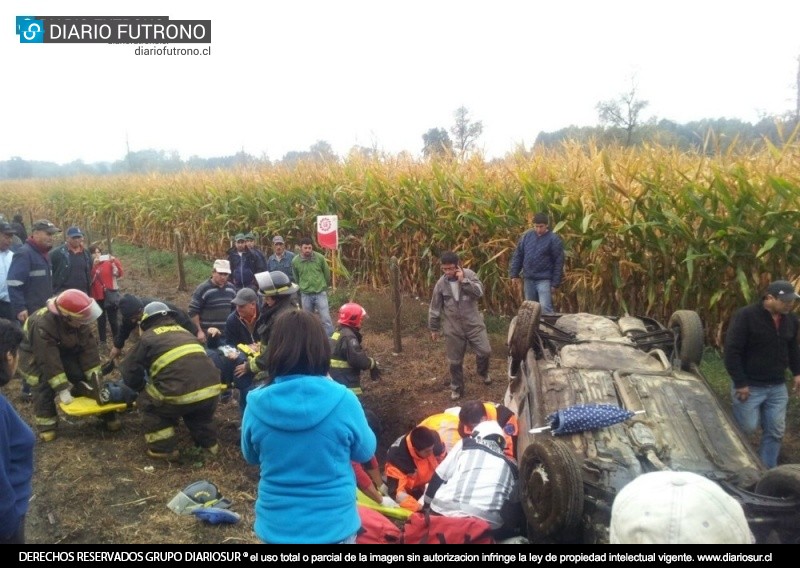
[449,363,464,400]
[147,448,180,460]
[39,431,57,442]
[102,413,122,432]
[90,371,105,405]
[477,355,492,385]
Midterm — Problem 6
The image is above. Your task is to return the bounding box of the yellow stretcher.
[356,488,412,521]
[59,396,132,417]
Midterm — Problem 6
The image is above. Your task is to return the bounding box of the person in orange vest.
[420,400,519,459]
[384,426,446,512]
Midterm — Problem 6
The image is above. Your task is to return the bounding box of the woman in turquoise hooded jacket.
[241,309,376,544]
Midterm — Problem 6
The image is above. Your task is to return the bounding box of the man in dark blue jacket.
[7,219,60,324]
[724,279,800,469]
[509,212,564,314]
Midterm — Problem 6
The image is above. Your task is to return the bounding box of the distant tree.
[795,53,800,120]
[421,127,453,158]
[596,81,649,146]
[310,140,337,162]
[348,145,378,160]
[449,106,483,157]
[6,157,33,179]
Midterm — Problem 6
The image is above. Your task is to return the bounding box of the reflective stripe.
[84,366,101,379]
[48,372,69,390]
[145,382,223,405]
[145,426,175,444]
[7,279,24,286]
[22,372,39,386]
[149,344,207,379]
[29,269,47,277]
[331,332,341,340]
[36,416,58,427]
[330,359,350,369]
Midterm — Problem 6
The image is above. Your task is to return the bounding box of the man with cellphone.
[428,251,492,400]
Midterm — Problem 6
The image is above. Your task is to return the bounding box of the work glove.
[379,483,389,496]
[380,496,400,508]
[57,389,75,405]
[369,361,381,381]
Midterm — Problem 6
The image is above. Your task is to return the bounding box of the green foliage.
[3,138,800,349]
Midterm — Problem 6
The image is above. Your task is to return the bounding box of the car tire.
[519,436,583,541]
[755,464,800,498]
[668,310,704,371]
[510,301,541,362]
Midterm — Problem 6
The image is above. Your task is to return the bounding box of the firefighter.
[18,289,106,442]
[120,302,224,460]
[240,270,299,381]
[329,302,380,393]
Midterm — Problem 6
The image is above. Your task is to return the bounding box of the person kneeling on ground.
[384,425,446,512]
[17,289,115,441]
[120,302,224,460]
[423,420,523,539]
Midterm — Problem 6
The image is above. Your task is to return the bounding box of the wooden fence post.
[174,230,187,291]
[390,256,402,354]
[105,220,113,256]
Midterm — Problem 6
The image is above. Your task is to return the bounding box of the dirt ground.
[16,264,511,544]
[14,263,800,544]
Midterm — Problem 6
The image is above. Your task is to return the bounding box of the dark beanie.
[534,212,549,225]
[118,294,144,320]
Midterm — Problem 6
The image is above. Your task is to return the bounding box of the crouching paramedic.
[423,420,523,540]
[18,289,108,442]
[329,302,380,392]
[384,426,446,512]
[120,302,224,460]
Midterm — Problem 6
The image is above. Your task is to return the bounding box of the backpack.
[356,505,403,544]
[402,510,495,544]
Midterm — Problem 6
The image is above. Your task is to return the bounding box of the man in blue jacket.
[7,219,60,325]
[509,212,564,314]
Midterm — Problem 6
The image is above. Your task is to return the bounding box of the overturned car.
[503,301,800,544]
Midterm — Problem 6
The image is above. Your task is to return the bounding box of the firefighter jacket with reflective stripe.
[329,325,375,389]
[19,307,100,392]
[251,297,298,373]
[384,431,446,512]
[121,317,222,404]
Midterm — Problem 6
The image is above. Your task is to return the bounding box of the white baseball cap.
[213,259,231,274]
[609,471,752,544]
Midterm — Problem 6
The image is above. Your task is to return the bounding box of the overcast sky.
[4,0,799,164]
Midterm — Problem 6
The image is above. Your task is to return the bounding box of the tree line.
[2,99,797,180]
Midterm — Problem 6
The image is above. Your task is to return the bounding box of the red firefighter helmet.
[338,302,366,329]
[48,289,103,324]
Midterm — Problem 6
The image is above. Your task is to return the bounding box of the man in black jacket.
[724,279,800,468]
[109,294,197,363]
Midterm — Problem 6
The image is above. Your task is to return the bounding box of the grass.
[112,240,222,288]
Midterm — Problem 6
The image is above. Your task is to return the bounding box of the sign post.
[316,215,338,290]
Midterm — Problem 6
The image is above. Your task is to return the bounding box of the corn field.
[3,136,800,348]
